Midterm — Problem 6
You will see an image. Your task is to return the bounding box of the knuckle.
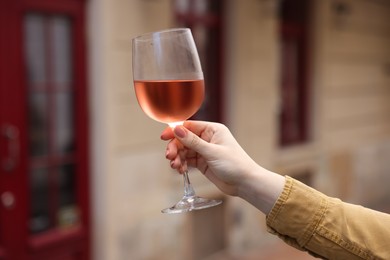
[190,135,200,148]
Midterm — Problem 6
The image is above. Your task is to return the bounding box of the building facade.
[0,0,389,259]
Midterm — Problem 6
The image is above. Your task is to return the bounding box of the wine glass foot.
[161,195,222,214]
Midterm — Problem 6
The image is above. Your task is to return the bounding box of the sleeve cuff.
[266,176,329,250]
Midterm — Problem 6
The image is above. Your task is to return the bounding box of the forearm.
[237,165,285,215]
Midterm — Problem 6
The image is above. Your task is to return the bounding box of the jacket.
[266,176,390,259]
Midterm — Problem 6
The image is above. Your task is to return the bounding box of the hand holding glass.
[132,28,222,213]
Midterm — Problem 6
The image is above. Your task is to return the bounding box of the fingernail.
[165,149,170,158]
[174,126,186,138]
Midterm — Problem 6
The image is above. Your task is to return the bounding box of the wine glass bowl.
[133,79,204,125]
[132,28,222,213]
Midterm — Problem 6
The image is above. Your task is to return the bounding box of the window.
[278,0,311,146]
[25,13,78,234]
[174,0,224,122]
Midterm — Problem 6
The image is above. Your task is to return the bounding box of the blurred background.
[0,0,390,259]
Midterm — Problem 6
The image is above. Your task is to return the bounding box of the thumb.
[173,125,209,154]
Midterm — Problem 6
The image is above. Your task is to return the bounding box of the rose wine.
[134,79,204,124]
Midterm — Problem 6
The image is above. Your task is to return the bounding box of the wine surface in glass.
[134,79,204,124]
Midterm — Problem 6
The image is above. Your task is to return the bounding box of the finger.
[173,125,210,154]
[183,120,209,136]
[170,155,182,170]
[160,127,174,140]
[186,155,202,170]
[186,157,197,168]
[166,139,179,160]
[178,149,187,162]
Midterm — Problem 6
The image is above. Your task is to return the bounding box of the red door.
[0,0,90,259]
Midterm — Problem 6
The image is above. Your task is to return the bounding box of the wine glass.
[132,28,222,214]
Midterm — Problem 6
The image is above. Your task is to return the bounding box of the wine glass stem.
[183,170,195,197]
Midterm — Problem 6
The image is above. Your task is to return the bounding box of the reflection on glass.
[175,0,190,13]
[29,167,51,234]
[54,92,74,154]
[28,93,49,156]
[51,17,72,88]
[281,39,299,139]
[24,14,47,86]
[194,0,207,14]
[58,164,76,207]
